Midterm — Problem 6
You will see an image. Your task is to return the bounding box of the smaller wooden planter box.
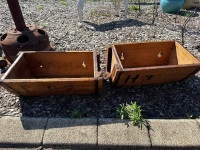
[106,41,200,86]
[0,51,102,96]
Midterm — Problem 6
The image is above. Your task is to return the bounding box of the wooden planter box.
[106,41,200,86]
[0,51,102,96]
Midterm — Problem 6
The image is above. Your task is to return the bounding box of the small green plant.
[184,12,190,17]
[37,5,43,9]
[59,0,68,6]
[86,0,101,2]
[40,23,47,28]
[130,5,140,11]
[151,4,158,9]
[91,9,100,17]
[186,112,200,119]
[117,101,149,128]
[71,110,83,118]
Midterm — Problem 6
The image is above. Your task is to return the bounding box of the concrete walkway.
[0,116,200,149]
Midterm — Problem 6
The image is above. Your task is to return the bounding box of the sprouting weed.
[117,101,150,128]
[71,110,83,118]
[40,23,47,28]
[184,12,190,17]
[37,5,43,9]
[91,9,100,17]
[130,5,140,11]
[59,0,68,6]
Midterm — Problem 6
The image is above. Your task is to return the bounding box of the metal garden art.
[0,0,51,64]
[160,0,200,14]
[77,0,128,26]
[160,0,200,44]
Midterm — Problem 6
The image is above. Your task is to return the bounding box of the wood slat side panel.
[106,44,112,73]
[116,65,200,86]
[110,64,121,84]
[4,55,32,79]
[175,42,200,64]
[112,46,123,69]
[4,78,96,96]
[24,52,94,78]
[113,41,175,68]
[93,52,100,77]
[168,45,178,65]
[0,82,20,96]
[110,48,119,73]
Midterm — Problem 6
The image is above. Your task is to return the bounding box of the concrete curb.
[0,116,200,149]
[0,116,47,148]
[43,118,97,149]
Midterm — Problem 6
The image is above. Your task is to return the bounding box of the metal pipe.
[6,0,27,31]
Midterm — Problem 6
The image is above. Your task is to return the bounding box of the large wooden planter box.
[0,51,102,96]
[106,41,200,86]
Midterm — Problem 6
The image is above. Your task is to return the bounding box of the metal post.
[6,0,27,31]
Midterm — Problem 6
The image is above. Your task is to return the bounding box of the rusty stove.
[0,0,51,63]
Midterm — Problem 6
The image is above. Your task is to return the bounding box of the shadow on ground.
[19,74,200,121]
[99,75,200,119]
[83,19,148,32]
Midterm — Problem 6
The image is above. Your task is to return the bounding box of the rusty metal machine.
[0,0,51,63]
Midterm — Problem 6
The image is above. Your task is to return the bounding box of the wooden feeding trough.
[106,41,200,86]
[0,51,102,96]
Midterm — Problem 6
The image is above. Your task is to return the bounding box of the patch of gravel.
[0,0,200,119]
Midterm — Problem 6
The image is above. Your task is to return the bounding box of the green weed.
[86,0,101,2]
[117,101,150,128]
[71,110,83,118]
[37,5,43,9]
[40,23,47,27]
[130,5,140,11]
[91,9,100,17]
[186,112,200,119]
[184,12,190,17]
[59,0,68,6]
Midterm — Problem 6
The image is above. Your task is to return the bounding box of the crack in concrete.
[146,121,153,149]
[41,117,49,150]
[96,117,99,147]
[195,119,200,129]
[95,92,101,148]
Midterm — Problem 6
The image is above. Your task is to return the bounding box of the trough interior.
[5,52,95,79]
[114,41,199,68]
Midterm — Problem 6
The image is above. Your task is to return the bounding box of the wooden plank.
[93,51,99,78]
[106,44,112,73]
[107,45,123,82]
[168,44,178,65]
[0,81,20,96]
[93,52,102,94]
[175,42,200,64]
[116,65,200,86]
[113,41,175,68]
[112,45,123,69]
[1,52,32,79]
[110,64,123,86]
[4,78,96,96]
[110,48,119,73]
[23,51,94,78]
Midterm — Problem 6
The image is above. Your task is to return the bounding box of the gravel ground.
[0,0,200,119]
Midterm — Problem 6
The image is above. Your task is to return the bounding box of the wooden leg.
[124,0,128,19]
[77,0,84,25]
